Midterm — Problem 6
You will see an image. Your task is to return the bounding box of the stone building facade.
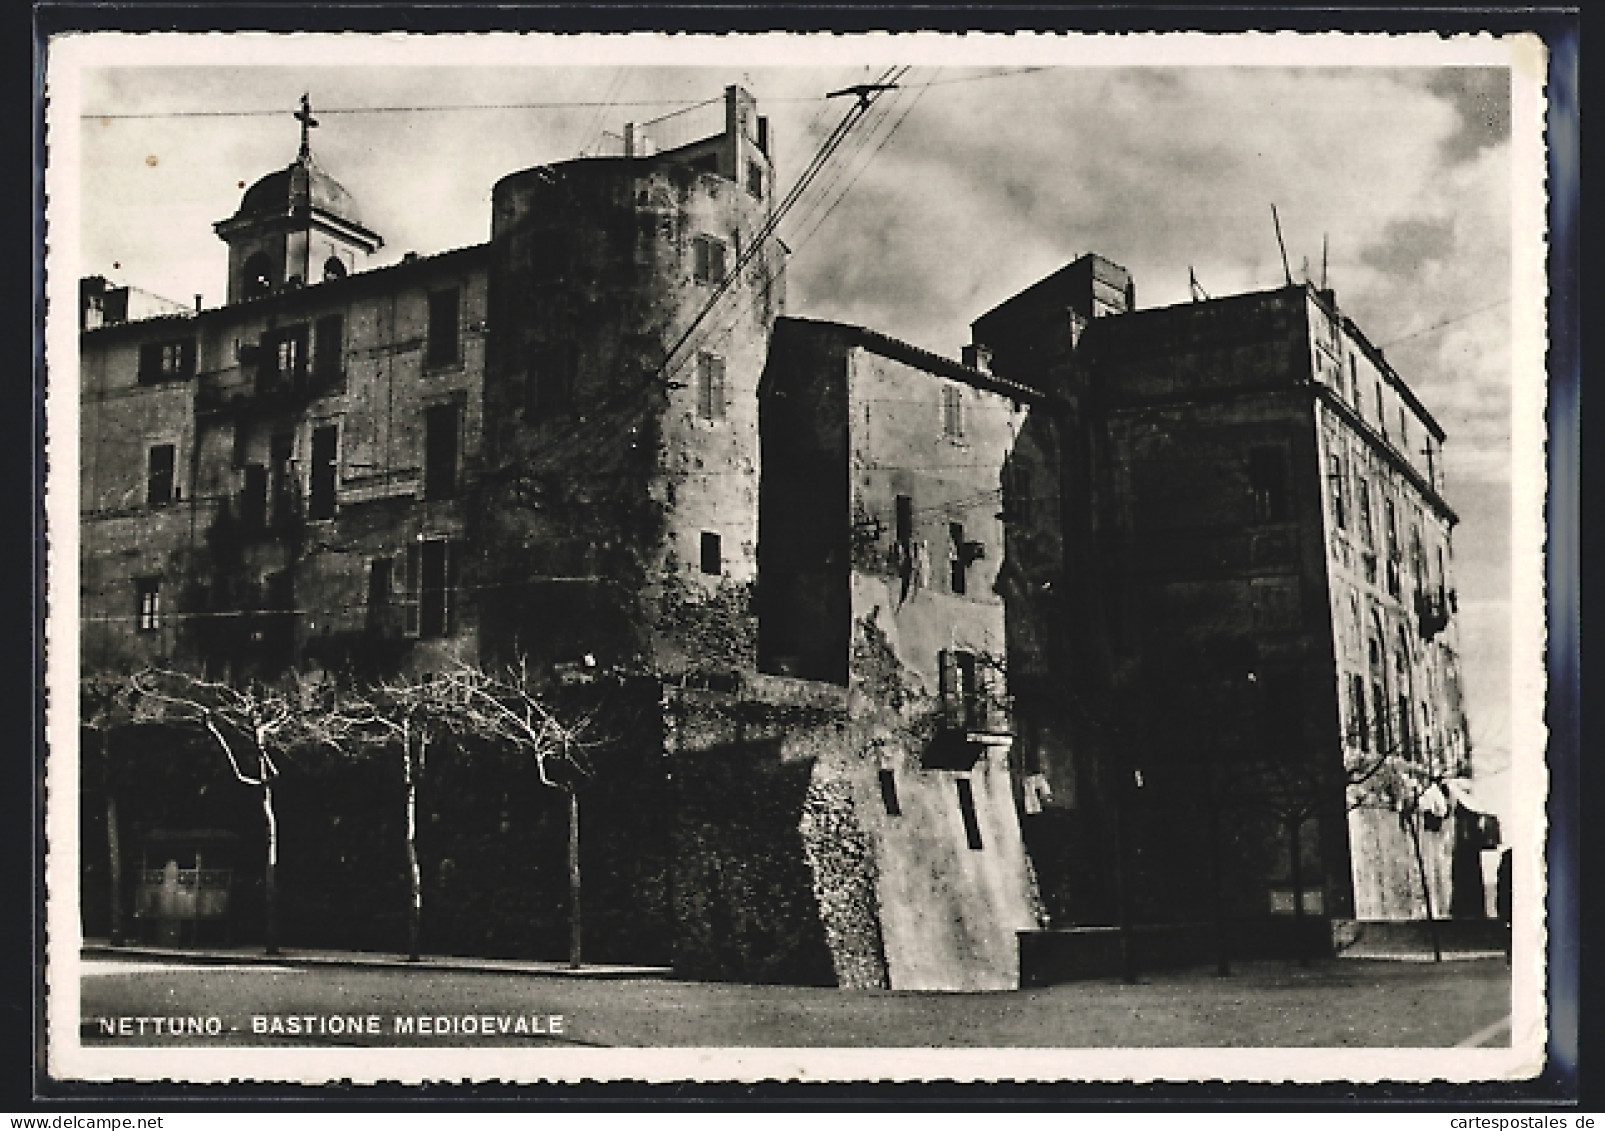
[78,86,1047,988]
[78,88,1492,983]
[972,257,1487,942]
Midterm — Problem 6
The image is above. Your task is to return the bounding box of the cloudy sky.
[58,37,1538,821]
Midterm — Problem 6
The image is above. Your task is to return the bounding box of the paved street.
[78,953,1511,1049]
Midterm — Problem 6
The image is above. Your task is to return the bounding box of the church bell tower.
[214,95,383,304]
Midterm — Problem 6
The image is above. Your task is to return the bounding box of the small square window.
[693,236,727,284]
[699,531,722,576]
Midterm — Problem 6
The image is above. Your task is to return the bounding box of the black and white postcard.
[43,30,1553,1084]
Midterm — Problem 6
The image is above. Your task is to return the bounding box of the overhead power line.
[1377,297,1512,349]
[86,97,726,120]
[85,67,1052,121]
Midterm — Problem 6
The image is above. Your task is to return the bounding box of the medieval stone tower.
[475,86,785,676]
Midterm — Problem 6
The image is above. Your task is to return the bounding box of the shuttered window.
[696,353,726,421]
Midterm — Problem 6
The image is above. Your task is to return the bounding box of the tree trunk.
[1407,806,1443,963]
[402,720,423,962]
[1203,749,1229,976]
[1114,779,1138,984]
[262,779,280,956]
[568,787,582,970]
[102,730,125,947]
[1289,818,1309,967]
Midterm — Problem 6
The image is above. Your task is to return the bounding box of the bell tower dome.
[214,94,383,303]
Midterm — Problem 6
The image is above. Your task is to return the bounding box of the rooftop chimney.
[962,343,993,374]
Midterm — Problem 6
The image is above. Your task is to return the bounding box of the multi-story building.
[77,86,1045,988]
[77,86,1494,980]
[973,257,1488,944]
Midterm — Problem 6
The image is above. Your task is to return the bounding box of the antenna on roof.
[1189,266,1210,302]
[1321,233,1329,291]
[1270,204,1293,286]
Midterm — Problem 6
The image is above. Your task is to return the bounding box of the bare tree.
[129,668,337,955]
[1341,707,1457,963]
[81,671,141,946]
[435,661,592,967]
[319,673,464,961]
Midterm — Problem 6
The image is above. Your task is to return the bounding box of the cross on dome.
[295,93,319,159]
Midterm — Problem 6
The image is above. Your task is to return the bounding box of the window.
[427,288,460,367]
[240,463,267,528]
[1009,466,1033,525]
[1349,672,1369,751]
[1326,453,1346,529]
[134,578,161,633]
[308,424,338,520]
[1248,446,1289,523]
[894,495,914,545]
[271,326,307,380]
[424,403,461,500]
[949,522,967,594]
[1384,498,1401,596]
[366,557,392,629]
[746,159,765,199]
[939,648,984,731]
[138,338,195,383]
[1375,381,1387,438]
[700,531,722,576]
[942,385,963,440]
[243,252,276,298]
[878,769,901,817]
[147,444,175,508]
[1357,476,1374,548]
[692,236,727,284]
[526,342,576,418]
[955,778,984,850]
[696,352,726,421]
[322,256,347,282]
[269,432,296,522]
[313,314,344,377]
[1348,355,1359,404]
[1399,408,1410,450]
[404,538,456,639]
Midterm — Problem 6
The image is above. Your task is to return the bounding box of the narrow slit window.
[894,495,914,544]
[955,778,984,850]
[699,531,722,576]
[878,769,901,817]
